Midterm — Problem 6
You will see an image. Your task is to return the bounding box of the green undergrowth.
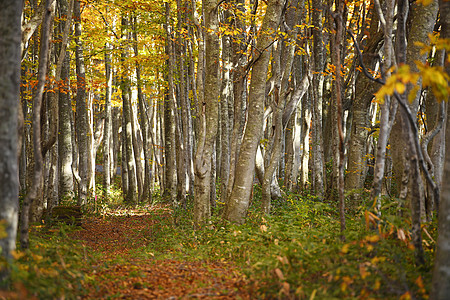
[7,223,88,299]
[144,192,437,299]
[4,186,437,299]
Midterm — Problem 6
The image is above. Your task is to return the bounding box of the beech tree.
[0,0,22,284]
[20,0,55,249]
[194,0,220,225]
[224,0,284,224]
[431,0,450,297]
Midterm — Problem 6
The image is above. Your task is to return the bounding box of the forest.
[0,0,449,298]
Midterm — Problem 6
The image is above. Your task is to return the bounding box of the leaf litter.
[70,205,251,299]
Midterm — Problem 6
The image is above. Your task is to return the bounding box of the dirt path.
[70,206,251,299]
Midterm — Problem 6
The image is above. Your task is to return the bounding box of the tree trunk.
[194,0,221,225]
[310,0,326,198]
[121,17,138,205]
[74,0,89,206]
[163,3,177,203]
[390,0,438,198]
[132,17,152,203]
[371,0,396,203]
[20,0,54,249]
[218,7,232,202]
[0,0,21,283]
[345,6,381,204]
[225,0,246,203]
[224,0,284,224]
[331,0,346,235]
[262,0,301,212]
[58,36,74,201]
[300,88,311,190]
[103,41,113,200]
[430,0,450,296]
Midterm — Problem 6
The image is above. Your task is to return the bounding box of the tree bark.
[132,17,152,203]
[430,0,450,297]
[74,0,89,206]
[225,0,246,203]
[218,7,233,202]
[345,5,381,203]
[163,3,177,203]
[58,0,74,201]
[194,0,221,225]
[371,0,395,203]
[390,0,438,197]
[121,16,138,205]
[262,0,301,212]
[224,0,284,224]
[310,0,326,198]
[0,0,22,283]
[20,0,54,249]
[103,41,113,201]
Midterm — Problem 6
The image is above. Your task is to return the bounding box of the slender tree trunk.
[371,0,395,202]
[130,94,144,202]
[285,113,295,190]
[58,36,73,201]
[225,0,246,203]
[262,0,301,212]
[132,21,152,203]
[163,3,177,203]
[224,0,284,224]
[219,8,232,202]
[332,0,346,235]
[175,0,189,206]
[103,41,113,200]
[430,2,450,295]
[0,0,21,283]
[194,0,221,225]
[120,17,138,205]
[74,0,89,206]
[310,0,326,198]
[300,88,311,189]
[20,0,54,249]
[345,6,381,203]
[424,49,447,219]
[390,0,438,198]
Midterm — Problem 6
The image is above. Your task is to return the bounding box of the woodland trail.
[70,205,252,299]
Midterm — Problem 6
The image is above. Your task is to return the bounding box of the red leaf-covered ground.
[71,206,252,299]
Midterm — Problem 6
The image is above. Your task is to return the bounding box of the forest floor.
[70,205,252,299]
[2,194,438,299]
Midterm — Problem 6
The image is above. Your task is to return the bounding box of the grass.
[3,184,437,299]
[143,191,436,299]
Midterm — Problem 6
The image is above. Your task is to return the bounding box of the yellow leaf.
[11,250,25,260]
[359,264,370,279]
[416,0,433,5]
[400,291,412,300]
[374,279,381,290]
[395,81,406,94]
[341,243,350,254]
[260,224,268,232]
[309,289,317,300]
[365,235,380,243]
